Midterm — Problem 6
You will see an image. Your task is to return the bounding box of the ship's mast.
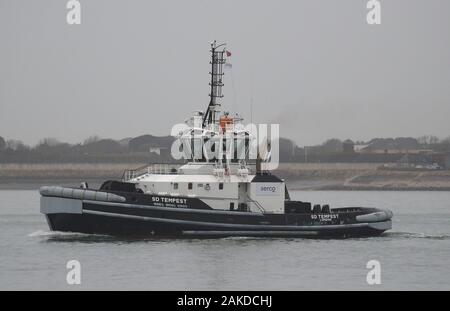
[203,41,226,128]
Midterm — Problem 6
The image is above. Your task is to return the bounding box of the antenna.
[250,100,253,126]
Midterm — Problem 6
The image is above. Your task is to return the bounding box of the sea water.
[0,190,449,290]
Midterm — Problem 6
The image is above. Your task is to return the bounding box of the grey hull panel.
[40,196,82,214]
[39,186,126,203]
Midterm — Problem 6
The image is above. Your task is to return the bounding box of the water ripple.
[384,231,450,240]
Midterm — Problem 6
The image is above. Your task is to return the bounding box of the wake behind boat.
[39,42,393,238]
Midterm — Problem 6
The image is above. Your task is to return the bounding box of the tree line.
[0,134,449,163]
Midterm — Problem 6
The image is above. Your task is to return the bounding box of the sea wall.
[275,163,450,190]
[1,162,450,190]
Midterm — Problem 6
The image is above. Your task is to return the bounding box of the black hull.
[45,210,390,239]
[40,188,392,239]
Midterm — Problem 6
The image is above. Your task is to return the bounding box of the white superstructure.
[127,162,284,214]
[124,41,285,214]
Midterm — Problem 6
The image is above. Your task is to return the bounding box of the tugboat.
[40,42,393,238]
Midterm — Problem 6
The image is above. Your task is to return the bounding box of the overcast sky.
[1,0,449,146]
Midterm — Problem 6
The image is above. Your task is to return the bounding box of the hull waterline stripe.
[82,209,389,231]
[181,230,319,236]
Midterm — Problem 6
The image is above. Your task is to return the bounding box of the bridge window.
[219,183,224,190]
[188,182,193,190]
[173,183,178,190]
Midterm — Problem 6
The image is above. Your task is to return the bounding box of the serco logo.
[260,186,277,193]
[256,183,280,196]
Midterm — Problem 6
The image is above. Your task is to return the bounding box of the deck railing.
[122,161,261,181]
[122,163,184,181]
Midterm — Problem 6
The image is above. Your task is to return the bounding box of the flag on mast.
[225,50,232,68]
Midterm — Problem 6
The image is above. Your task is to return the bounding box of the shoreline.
[1,163,450,191]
